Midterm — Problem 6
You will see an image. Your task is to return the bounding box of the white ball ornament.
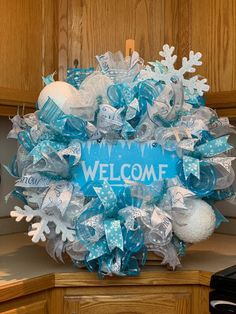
[37,81,80,114]
[172,199,216,243]
[37,74,113,121]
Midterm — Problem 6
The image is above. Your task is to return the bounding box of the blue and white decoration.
[6,45,236,278]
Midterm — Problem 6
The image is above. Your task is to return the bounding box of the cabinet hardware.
[73,59,79,68]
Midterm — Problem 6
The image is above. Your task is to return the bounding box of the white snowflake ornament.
[139,44,209,96]
[11,205,75,243]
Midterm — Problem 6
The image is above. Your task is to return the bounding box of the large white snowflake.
[11,205,75,243]
[138,44,209,96]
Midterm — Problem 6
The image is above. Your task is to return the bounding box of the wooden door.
[0,0,58,116]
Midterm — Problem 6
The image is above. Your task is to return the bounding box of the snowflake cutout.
[139,44,209,96]
[11,205,75,243]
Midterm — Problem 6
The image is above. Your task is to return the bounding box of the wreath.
[7,45,235,278]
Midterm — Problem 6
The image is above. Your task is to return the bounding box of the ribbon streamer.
[41,181,73,216]
[183,155,200,179]
[196,135,233,157]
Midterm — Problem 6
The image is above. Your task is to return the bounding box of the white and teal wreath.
[7,45,235,277]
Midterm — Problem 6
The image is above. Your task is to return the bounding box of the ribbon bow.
[75,181,146,277]
[182,135,233,182]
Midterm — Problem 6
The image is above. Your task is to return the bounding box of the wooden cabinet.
[0,285,209,314]
[58,0,236,117]
[0,291,49,314]
[0,0,58,116]
[0,300,47,314]
[61,284,209,314]
[173,0,236,116]
[64,293,191,314]
[1,0,235,116]
[189,0,236,94]
[58,0,179,79]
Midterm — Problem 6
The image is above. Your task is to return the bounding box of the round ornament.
[173,199,216,243]
[37,81,79,114]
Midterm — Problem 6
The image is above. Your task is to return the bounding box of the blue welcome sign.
[73,140,179,193]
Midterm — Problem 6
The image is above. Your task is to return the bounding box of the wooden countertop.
[0,233,236,302]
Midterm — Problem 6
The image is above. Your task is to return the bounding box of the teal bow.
[87,181,124,260]
[183,135,233,180]
[75,182,146,276]
[86,218,124,262]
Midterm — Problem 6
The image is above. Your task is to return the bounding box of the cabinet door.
[64,293,191,314]
[187,0,236,115]
[0,0,57,115]
[62,0,178,73]
[0,300,47,314]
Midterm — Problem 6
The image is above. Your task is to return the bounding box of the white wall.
[0,117,28,235]
[0,117,18,217]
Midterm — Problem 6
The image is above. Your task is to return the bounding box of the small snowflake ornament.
[139,44,209,96]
